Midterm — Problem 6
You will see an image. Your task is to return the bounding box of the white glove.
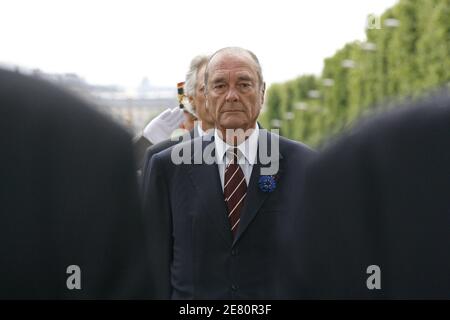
[143,108,184,144]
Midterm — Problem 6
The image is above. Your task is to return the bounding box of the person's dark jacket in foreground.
[293,91,450,299]
[0,69,152,299]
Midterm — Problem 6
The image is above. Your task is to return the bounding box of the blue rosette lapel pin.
[258,174,279,193]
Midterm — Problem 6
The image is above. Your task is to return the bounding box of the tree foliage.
[262,0,450,147]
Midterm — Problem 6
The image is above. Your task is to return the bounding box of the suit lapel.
[233,130,283,246]
[185,131,284,247]
[186,137,233,245]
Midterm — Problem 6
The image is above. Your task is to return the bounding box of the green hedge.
[261,0,450,147]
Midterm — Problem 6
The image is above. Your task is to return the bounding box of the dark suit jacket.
[133,135,153,171]
[142,129,315,299]
[138,129,195,190]
[0,69,152,299]
[295,91,450,299]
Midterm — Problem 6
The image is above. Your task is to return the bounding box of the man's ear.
[260,82,266,105]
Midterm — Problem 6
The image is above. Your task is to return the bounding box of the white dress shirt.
[214,125,259,191]
[196,123,214,137]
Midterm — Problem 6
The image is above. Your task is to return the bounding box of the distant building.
[5,65,178,134]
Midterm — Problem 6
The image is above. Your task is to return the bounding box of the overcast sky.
[1,0,398,89]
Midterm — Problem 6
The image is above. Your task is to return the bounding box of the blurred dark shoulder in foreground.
[0,69,152,299]
[296,89,450,299]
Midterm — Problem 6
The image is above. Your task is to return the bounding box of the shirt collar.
[196,123,214,137]
[197,124,206,137]
[214,125,259,165]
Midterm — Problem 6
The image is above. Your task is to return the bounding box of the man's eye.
[240,83,251,88]
[214,84,225,89]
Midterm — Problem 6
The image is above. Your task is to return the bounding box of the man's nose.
[225,86,239,102]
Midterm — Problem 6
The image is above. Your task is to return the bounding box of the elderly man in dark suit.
[143,47,314,299]
[0,69,152,299]
[294,91,450,299]
[141,55,214,180]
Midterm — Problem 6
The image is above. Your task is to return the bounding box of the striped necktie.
[224,148,247,237]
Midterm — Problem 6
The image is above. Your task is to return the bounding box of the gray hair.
[184,55,209,97]
[204,47,264,91]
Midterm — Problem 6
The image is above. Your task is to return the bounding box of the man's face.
[206,52,264,133]
[180,110,196,131]
[189,64,215,129]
